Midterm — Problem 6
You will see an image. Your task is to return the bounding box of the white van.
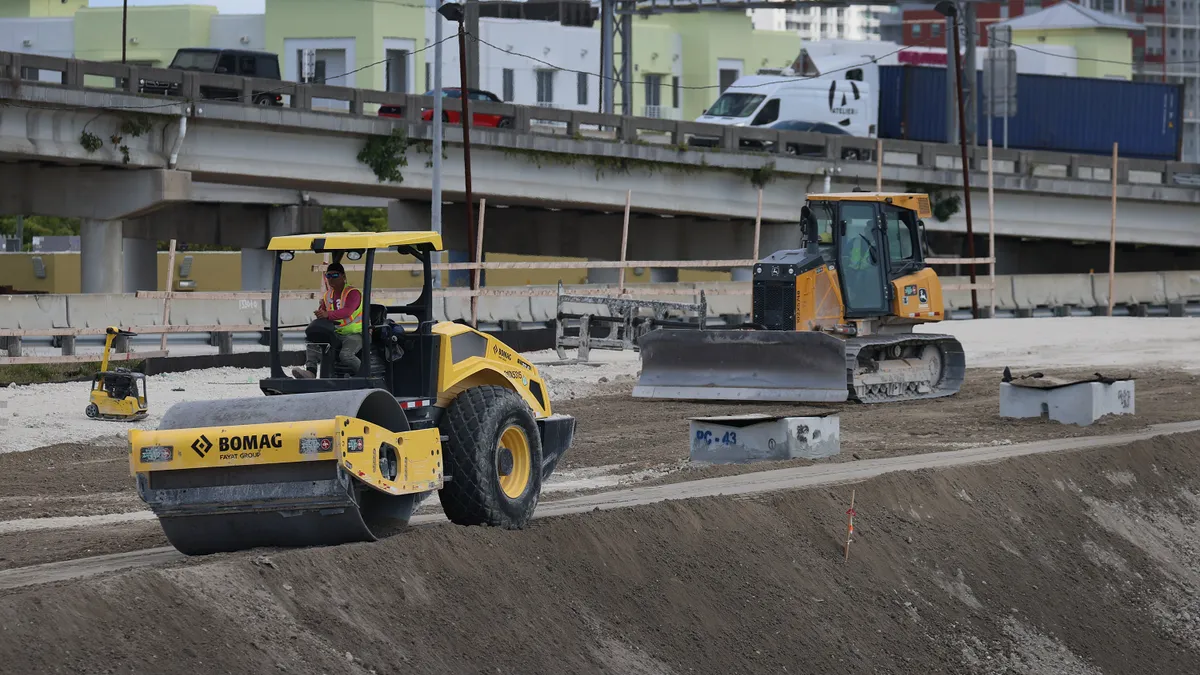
[693,71,877,145]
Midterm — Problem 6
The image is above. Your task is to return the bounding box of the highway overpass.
[2,50,1199,292]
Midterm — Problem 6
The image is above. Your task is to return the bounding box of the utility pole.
[432,0,445,288]
[937,0,979,319]
[122,0,128,64]
[438,3,475,286]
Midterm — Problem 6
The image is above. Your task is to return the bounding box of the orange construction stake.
[843,489,856,563]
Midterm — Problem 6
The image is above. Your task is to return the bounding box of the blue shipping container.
[877,65,1183,161]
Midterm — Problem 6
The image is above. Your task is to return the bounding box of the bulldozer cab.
[802,193,931,319]
[260,231,444,401]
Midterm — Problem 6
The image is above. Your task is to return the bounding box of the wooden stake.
[986,139,996,318]
[159,238,177,352]
[844,489,857,563]
[875,138,883,192]
[617,190,632,295]
[752,187,763,260]
[471,198,487,327]
[1108,142,1118,317]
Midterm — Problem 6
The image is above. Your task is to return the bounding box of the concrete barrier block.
[1094,272,1167,307]
[0,294,69,329]
[176,299,265,327]
[443,296,472,322]
[1000,380,1134,427]
[689,413,840,464]
[940,276,972,311]
[530,297,557,322]
[271,299,315,328]
[705,295,750,316]
[1012,274,1094,310]
[1162,271,1200,303]
[67,294,162,329]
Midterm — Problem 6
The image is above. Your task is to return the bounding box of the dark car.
[734,118,859,156]
[379,87,512,128]
[139,48,283,106]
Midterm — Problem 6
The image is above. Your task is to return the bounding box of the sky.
[88,0,267,13]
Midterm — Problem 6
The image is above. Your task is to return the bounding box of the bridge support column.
[649,268,678,283]
[122,237,158,292]
[241,248,274,290]
[80,219,123,294]
[587,264,619,285]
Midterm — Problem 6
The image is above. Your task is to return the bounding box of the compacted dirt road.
[4,430,1200,673]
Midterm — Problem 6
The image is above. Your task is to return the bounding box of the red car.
[378,87,513,128]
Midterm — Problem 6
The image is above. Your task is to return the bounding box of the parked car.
[139,48,283,106]
[378,87,513,127]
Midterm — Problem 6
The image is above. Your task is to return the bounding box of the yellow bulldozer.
[634,192,966,403]
[128,232,575,555]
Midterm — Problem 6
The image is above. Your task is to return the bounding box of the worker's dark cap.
[327,262,345,274]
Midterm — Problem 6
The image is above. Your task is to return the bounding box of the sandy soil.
[5,367,1196,529]
[4,432,1200,673]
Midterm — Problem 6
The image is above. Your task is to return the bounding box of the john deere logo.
[192,435,213,458]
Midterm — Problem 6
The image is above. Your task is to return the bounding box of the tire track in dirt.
[4,418,1198,592]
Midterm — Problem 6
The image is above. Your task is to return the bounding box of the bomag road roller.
[128,232,575,555]
[634,192,965,404]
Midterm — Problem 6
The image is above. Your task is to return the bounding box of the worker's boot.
[292,367,316,379]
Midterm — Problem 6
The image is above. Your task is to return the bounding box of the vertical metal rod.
[471,198,486,327]
[987,139,996,318]
[752,188,762,260]
[432,0,444,289]
[875,138,883,191]
[963,2,977,146]
[458,21,476,282]
[618,190,631,294]
[951,9,979,319]
[122,0,128,64]
[601,0,614,114]
[1108,142,1119,317]
[945,15,956,144]
[161,238,177,352]
[620,10,633,117]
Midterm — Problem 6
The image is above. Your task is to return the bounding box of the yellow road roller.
[128,232,575,555]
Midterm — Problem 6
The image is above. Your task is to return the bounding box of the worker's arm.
[324,289,361,321]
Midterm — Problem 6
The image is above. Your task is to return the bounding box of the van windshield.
[171,51,219,71]
[705,93,766,118]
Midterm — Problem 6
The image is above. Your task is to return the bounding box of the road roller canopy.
[267,231,444,253]
[807,192,932,220]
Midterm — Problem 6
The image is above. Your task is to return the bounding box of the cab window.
[883,205,917,266]
[752,98,780,126]
[808,201,835,247]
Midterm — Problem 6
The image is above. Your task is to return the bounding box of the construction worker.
[292,262,362,378]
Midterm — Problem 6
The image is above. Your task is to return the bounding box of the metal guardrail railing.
[0,50,1196,188]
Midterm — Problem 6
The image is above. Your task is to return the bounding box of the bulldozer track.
[846,333,967,404]
[5,419,1200,592]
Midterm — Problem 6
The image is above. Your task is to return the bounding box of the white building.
[749,4,889,42]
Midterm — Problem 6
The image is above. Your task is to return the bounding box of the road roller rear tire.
[438,385,543,529]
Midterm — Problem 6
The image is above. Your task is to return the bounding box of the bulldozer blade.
[633,329,850,403]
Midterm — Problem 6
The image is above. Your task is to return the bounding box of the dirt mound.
[5,434,1200,673]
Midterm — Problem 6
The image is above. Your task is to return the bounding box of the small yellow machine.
[128,232,575,555]
[635,192,966,403]
[85,326,148,421]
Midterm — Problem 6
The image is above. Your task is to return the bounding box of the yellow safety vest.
[324,285,363,335]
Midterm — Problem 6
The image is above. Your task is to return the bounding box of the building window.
[672,75,680,108]
[644,73,662,108]
[932,23,941,37]
[913,23,922,38]
[536,69,555,104]
[385,49,409,93]
[502,68,514,102]
[577,72,588,105]
[425,62,431,92]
